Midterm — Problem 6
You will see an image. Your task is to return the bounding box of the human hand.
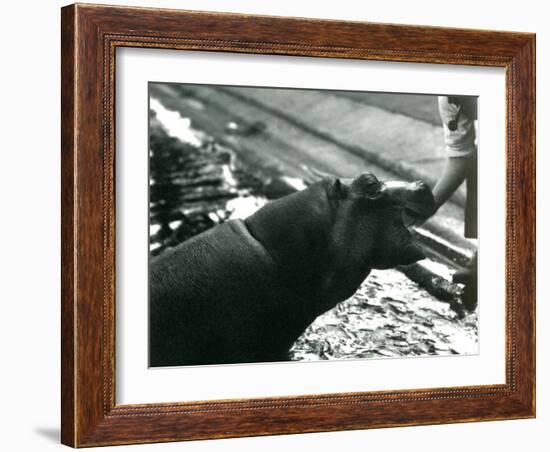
[383,180,437,228]
[400,185,438,227]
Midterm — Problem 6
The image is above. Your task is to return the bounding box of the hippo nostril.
[409,181,433,199]
[413,180,429,190]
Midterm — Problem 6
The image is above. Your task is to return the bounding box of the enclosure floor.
[290,269,478,361]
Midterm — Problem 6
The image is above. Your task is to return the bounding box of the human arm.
[432,155,471,208]
[405,96,477,226]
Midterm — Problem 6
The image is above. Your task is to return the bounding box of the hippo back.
[149,219,313,366]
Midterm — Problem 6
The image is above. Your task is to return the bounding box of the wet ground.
[149,97,479,361]
[290,270,477,360]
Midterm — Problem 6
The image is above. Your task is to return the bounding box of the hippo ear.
[399,243,426,266]
[351,173,383,200]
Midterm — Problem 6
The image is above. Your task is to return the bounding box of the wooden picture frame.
[61,3,535,447]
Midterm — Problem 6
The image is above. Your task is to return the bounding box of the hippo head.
[325,173,434,270]
[294,172,433,304]
[245,172,435,307]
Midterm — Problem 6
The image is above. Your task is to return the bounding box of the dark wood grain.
[61,3,536,447]
[60,5,76,446]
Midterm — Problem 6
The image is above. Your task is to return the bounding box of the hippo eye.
[351,173,383,200]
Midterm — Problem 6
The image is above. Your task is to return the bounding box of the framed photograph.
[61,3,535,447]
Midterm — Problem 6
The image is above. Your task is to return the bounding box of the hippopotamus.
[149,173,435,367]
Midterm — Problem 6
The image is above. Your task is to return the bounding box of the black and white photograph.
[148,83,479,367]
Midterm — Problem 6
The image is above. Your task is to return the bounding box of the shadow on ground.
[34,427,60,443]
